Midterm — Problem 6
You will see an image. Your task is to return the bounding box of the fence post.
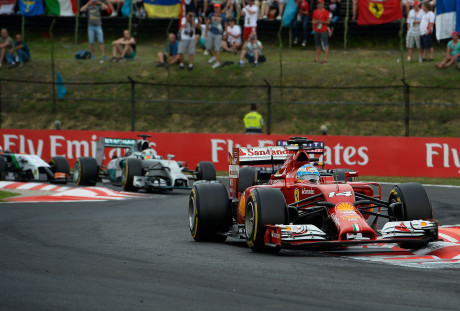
[402,79,410,137]
[263,79,271,135]
[128,76,136,131]
[0,79,2,129]
[50,19,57,113]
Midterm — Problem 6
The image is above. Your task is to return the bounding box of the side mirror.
[345,171,359,181]
[271,174,286,180]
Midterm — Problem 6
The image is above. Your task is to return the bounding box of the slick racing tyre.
[0,156,6,180]
[195,161,216,181]
[389,182,433,221]
[122,158,143,192]
[74,157,98,186]
[49,156,70,184]
[189,182,230,242]
[238,167,257,193]
[245,188,287,253]
[389,182,433,249]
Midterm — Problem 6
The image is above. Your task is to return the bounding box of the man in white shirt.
[179,11,199,71]
[241,0,259,41]
[406,1,424,63]
[419,2,435,62]
[222,17,242,53]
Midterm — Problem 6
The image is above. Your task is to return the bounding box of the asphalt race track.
[1,183,460,311]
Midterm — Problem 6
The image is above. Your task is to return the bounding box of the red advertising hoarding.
[0,129,459,177]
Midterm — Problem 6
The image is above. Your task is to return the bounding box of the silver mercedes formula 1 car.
[73,135,216,192]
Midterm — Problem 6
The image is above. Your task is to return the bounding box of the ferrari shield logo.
[294,189,300,202]
[369,2,384,18]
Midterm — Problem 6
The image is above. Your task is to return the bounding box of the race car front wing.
[264,220,438,248]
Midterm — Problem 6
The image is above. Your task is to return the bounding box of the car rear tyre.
[122,158,143,192]
[389,182,433,249]
[245,187,287,253]
[49,156,70,184]
[0,156,6,180]
[238,167,257,193]
[73,157,98,186]
[195,161,216,181]
[189,182,230,242]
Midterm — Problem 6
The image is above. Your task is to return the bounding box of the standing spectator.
[241,0,259,42]
[197,0,209,18]
[0,28,14,67]
[435,31,460,69]
[205,3,227,69]
[110,29,136,62]
[184,0,197,14]
[239,32,265,67]
[293,0,309,46]
[402,0,414,16]
[419,2,434,62]
[243,103,264,134]
[406,1,423,63]
[10,34,30,67]
[156,33,180,67]
[263,0,286,20]
[312,0,330,63]
[221,17,242,53]
[351,0,357,21]
[327,0,340,37]
[179,11,199,71]
[109,0,123,16]
[80,0,107,61]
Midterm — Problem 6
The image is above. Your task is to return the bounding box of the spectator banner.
[1,130,460,178]
[357,0,403,25]
[0,0,16,14]
[436,0,460,40]
[143,0,181,18]
[19,0,45,16]
[44,0,77,16]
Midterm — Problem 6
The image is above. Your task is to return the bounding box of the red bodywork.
[229,143,437,248]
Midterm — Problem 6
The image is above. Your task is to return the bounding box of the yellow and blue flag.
[19,0,44,16]
[143,0,181,18]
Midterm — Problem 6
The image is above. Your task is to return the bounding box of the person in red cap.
[406,0,423,63]
[403,0,415,16]
[205,3,227,68]
[312,0,330,63]
[435,31,460,69]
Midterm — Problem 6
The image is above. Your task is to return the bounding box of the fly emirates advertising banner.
[0,129,459,177]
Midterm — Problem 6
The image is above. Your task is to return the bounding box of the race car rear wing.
[228,137,324,198]
[95,138,137,166]
[277,137,325,159]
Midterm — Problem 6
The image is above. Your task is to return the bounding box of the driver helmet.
[296,164,320,183]
[141,148,155,159]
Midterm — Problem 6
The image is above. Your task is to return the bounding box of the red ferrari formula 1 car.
[189,137,438,252]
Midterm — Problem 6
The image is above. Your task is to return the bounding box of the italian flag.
[352,224,360,232]
[44,0,77,16]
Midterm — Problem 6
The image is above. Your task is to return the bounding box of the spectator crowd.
[1,0,459,70]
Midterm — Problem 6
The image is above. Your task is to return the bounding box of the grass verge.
[0,190,19,201]
[1,36,459,136]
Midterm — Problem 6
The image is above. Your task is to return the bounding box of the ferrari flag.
[44,0,77,16]
[0,0,16,15]
[357,0,403,25]
[19,0,44,16]
[436,0,460,40]
[143,0,181,18]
